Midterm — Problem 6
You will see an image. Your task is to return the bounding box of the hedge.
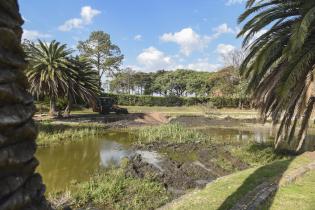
[102,93,250,108]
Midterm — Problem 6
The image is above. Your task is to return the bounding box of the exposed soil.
[126,142,249,198]
[34,112,170,128]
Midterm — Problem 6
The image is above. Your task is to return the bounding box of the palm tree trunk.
[63,92,73,118]
[49,96,57,116]
[0,1,50,209]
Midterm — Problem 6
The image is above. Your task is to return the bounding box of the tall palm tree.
[238,0,315,153]
[0,0,49,209]
[63,56,99,116]
[25,40,74,116]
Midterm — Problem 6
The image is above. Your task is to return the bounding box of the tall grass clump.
[135,123,208,144]
[49,163,170,210]
[37,122,108,146]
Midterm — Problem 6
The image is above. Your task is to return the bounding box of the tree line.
[110,67,248,98]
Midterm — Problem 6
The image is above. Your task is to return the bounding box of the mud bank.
[126,142,249,198]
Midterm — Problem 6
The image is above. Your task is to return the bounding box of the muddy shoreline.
[126,141,250,198]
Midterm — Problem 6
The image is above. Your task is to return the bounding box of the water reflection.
[200,127,273,143]
[36,128,274,193]
[99,141,132,167]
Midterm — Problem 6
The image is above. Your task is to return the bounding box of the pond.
[36,127,274,193]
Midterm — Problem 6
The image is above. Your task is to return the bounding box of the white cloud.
[217,44,236,55]
[212,23,235,37]
[160,24,235,56]
[226,0,246,6]
[137,47,173,70]
[185,58,221,71]
[160,28,210,56]
[22,29,51,40]
[135,47,221,72]
[216,43,236,61]
[134,34,142,41]
[80,6,101,23]
[59,6,101,31]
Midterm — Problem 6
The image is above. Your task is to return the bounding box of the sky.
[19,0,247,72]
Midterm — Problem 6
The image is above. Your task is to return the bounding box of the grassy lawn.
[263,170,315,210]
[161,153,315,210]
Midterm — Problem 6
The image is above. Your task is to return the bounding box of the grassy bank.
[161,153,315,210]
[49,161,170,210]
[135,123,209,144]
[37,122,108,146]
[133,123,285,167]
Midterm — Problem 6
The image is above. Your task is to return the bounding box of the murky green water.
[36,127,275,193]
[36,132,134,192]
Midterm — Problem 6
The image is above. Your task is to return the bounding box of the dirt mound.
[134,112,169,124]
[125,154,216,197]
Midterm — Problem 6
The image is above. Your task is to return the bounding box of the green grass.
[229,143,288,167]
[262,170,315,210]
[134,123,209,144]
[162,153,314,210]
[133,123,285,166]
[49,161,170,210]
[37,122,108,146]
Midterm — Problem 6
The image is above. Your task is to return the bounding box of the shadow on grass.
[217,157,294,210]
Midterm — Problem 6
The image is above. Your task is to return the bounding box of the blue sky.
[19,0,247,72]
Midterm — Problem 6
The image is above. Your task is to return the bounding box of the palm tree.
[238,0,315,153]
[0,0,49,209]
[63,56,99,117]
[25,40,74,116]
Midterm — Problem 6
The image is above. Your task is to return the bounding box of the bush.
[102,93,250,108]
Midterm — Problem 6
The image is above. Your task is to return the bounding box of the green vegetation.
[104,93,250,108]
[162,153,314,210]
[262,170,315,210]
[134,123,285,167]
[77,31,124,89]
[135,123,208,144]
[49,163,170,210]
[238,1,315,153]
[110,67,248,99]
[24,40,99,116]
[229,143,287,167]
[37,122,108,146]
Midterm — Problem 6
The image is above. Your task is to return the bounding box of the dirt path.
[34,112,170,127]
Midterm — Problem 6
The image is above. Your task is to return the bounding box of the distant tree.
[208,67,241,97]
[186,72,212,97]
[110,67,135,94]
[222,48,246,68]
[77,31,124,90]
